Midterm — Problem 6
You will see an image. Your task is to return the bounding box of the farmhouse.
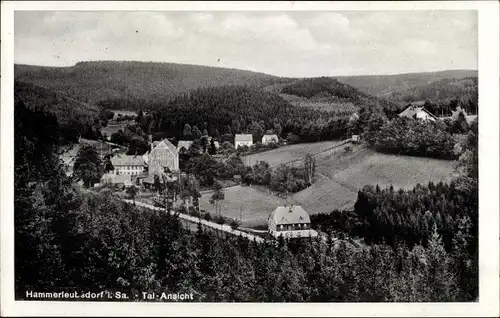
[349,112,359,122]
[100,173,133,188]
[268,205,319,239]
[261,134,279,145]
[398,105,437,122]
[111,154,145,175]
[177,140,193,153]
[235,134,253,148]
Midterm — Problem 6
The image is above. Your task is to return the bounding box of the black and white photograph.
[1,1,499,317]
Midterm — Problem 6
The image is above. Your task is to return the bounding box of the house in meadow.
[398,105,437,122]
[261,134,279,145]
[234,134,253,149]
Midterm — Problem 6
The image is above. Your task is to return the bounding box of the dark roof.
[268,205,311,225]
[111,154,145,166]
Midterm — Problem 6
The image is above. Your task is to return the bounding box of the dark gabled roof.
[111,154,145,166]
[268,205,311,225]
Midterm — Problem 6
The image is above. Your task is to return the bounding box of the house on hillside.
[235,134,253,148]
[398,105,437,122]
[268,205,319,239]
[177,140,193,153]
[262,134,279,145]
[451,106,468,119]
[349,112,360,123]
[111,154,146,175]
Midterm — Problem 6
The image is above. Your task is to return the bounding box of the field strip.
[123,199,265,243]
[269,139,352,168]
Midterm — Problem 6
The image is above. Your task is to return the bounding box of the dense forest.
[133,85,352,144]
[388,77,478,106]
[14,81,103,143]
[14,61,290,107]
[336,69,477,97]
[15,96,479,302]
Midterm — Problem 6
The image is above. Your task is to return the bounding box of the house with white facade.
[268,205,318,239]
[111,154,146,176]
[234,134,253,148]
[398,105,437,122]
[261,134,279,145]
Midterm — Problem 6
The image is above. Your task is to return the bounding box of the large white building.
[268,205,318,239]
[111,154,146,175]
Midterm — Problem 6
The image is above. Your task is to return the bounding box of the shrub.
[214,215,226,225]
[189,208,200,218]
[204,213,212,221]
[230,220,239,230]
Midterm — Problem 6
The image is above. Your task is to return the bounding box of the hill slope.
[14,80,101,142]
[387,76,478,103]
[264,77,402,116]
[336,69,478,98]
[14,61,289,107]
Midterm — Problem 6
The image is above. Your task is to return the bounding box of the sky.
[14,10,477,77]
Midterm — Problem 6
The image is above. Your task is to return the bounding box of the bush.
[204,213,212,221]
[230,220,239,230]
[214,215,226,225]
[372,117,456,159]
[189,208,200,218]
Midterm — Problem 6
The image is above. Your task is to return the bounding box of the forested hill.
[14,81,102,143]
[14,61,290,107]
[336,69,478,98]
[265,77,403,117]
[141,85,350,143]
[386,76,478,104]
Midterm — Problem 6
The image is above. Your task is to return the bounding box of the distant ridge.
[14,60,289,105]
[335,69,478,97]
[15,60,476,109]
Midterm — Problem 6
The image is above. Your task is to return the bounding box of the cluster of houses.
[234,133,279,148]
[99,132,281,188]
[100,137,180,188]
[397,104,473,122]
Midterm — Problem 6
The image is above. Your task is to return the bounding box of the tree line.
[130,85,353,144]
[348,103,475,160]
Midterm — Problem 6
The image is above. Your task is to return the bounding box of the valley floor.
[203,142,456,228]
